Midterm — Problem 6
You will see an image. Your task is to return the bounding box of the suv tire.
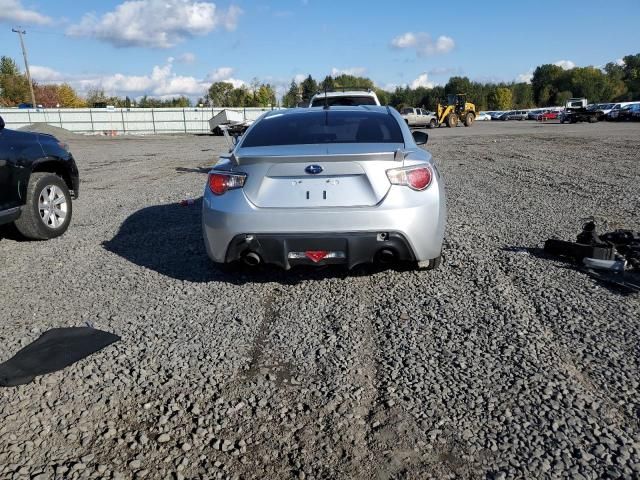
[14,172,72,240]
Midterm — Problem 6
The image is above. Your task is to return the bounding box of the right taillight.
[386,165,433,191]
[208,172,247,195]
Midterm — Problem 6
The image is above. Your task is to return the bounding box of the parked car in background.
[489,111,504,120]
[0,117,79,239]
[613,103,640,121]
[499,110,528,121]
[475,112,492,121]
[632,104,640,121]
[528,109,546,120]
[591,103,615,117]
[309,90,380,107]
[606,102,636,120]
[539,111,560,121]
[400,107,438,128]
[202,106,446,271]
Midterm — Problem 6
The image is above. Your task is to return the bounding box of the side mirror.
[0,116,4,130]
[412,130,428,145]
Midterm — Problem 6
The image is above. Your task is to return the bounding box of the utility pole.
[12,27,37,108]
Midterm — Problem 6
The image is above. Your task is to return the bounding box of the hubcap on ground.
[38,184,67,229]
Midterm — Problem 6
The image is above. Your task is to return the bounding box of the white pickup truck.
[400,107,437,128]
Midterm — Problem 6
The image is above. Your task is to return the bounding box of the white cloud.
[30,65,65,82]
[554,60,576,70]
[30,58,247,98]
[410,73,435,89]
[330,67,366,77]
[177,52,196,64]
[205,67,245,88]
[615,58,625,66]
[0,0,52,25]
[67,0,243,49]
[516,69,534,83]
[391,32,455,56]
[294,74,307,84]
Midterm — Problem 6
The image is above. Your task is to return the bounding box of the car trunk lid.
[236,143,403,208]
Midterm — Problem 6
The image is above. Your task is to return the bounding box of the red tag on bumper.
[305,251,329,262]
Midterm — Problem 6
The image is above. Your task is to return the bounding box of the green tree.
[510,82,534,108]
[300,75,318,102]
[0,56,30,106]
[531,64,564,106]
[282,80,300,107]
[208,82,234,107]
[490,87,513,110]
[556,90,573,106]
[254,84,276,107]
[319,75,335,91]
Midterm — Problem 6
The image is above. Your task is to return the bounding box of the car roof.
[311,91,377,99]
[263,105,392,118]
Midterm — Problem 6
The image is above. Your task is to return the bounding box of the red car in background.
[539,111,560,121]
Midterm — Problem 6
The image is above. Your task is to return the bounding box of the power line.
[11,27,37,107]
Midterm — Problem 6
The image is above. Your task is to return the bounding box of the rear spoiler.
[222,148,409,166]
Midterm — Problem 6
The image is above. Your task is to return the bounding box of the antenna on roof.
[323,83,329,110]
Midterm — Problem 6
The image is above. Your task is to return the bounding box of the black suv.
[0,116,79,239]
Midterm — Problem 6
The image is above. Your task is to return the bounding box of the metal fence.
[0,107,278,134]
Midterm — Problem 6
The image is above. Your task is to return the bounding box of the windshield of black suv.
[310,96,377,107]
[241,110,403,146]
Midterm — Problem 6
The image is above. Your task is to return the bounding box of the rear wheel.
[446,113,458,128]
[429,119,437,129]
[588,115,598,123]
[464,112,475,127]
[14,172,72,240]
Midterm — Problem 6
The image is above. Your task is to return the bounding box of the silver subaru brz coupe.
[202,106,446,270]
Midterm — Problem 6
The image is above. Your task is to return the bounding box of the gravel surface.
[1,121,639,479]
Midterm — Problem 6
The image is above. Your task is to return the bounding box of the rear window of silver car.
[310,96,378,107]
[241,110,404,147]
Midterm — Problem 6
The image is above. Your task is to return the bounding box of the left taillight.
[208,172,247,195]
[386,164,433,191]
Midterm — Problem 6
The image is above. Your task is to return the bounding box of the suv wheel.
[14,172,72,240]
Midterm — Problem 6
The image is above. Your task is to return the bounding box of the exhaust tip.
[242,252,261,266]
[376,249,396,264]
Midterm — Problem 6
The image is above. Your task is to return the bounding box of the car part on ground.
[209,109,255,136]
[0,117,79,240]
[202,106,446,270]
[0,327,120,387]
[544,220,640,293]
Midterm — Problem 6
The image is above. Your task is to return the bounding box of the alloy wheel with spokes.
[38,184,68,229]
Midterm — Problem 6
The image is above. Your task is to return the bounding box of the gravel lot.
[1,121,639,479]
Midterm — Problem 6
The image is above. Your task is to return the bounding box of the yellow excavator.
[436,94,477,127]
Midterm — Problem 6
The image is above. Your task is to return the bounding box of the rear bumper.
[202,176,446,265]
[224,232,415,269]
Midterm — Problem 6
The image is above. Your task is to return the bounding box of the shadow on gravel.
[103,198,400,285]
[0,224,28,242]
[502,246,639,296]
[175,166,210,174]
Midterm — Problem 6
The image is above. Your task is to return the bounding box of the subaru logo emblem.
[305,164,323,175]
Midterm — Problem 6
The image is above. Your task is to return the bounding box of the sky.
[1,0,639,101]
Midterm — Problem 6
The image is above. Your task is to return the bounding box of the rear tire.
[464,113,474,127]
[588,116,598,123]
[446,114,458,128]
[429,119,437,129]
[14,173,72,240]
